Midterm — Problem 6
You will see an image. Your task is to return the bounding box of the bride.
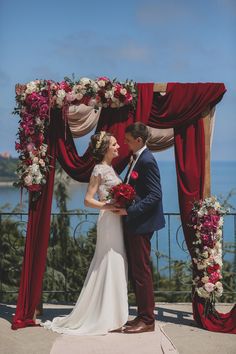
[42,131,129,335]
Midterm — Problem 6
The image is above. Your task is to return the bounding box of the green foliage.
[0,216,25,302]
[0,183,235,304]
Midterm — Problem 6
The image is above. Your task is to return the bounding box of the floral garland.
[13,77,137,197]
[191,196,228,314]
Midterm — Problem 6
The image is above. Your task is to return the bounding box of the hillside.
[0,156,18,181]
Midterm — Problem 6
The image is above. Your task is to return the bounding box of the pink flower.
[66,92,76,102]
[27,143,35,152]
[59,81,71,93]
[209,272,220,284]
[98,76,109,82]
[204,282,215,293]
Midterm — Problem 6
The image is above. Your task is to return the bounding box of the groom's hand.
[112,208,128,215]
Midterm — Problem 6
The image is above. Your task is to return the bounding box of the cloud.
[136,0,191,25]
[50,31,153,72]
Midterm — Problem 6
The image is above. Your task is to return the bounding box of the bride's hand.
[112,208,128,215]
[102,203,120,211]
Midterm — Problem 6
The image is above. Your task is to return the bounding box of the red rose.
[59,81,71,92]
[130,171,139,180]
[109,183,136,207]
[207,264,220,274]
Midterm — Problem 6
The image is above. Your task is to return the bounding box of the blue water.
[0,161,235,273]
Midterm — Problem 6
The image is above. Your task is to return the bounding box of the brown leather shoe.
[125,317,140,327]
[123,320,155,334]
[109,326,124,333]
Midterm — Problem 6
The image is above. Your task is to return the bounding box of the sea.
[0,160,235,273]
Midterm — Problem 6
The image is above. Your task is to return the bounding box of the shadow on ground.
[1,303,196,327]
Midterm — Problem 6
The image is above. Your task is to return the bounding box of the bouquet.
[108,183,136,208]
[190,196,229,316]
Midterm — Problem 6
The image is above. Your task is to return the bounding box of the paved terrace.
[0,303,235,354]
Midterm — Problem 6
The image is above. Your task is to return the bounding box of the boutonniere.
[130,171,139,180]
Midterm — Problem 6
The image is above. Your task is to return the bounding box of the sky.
[0,0,235,161]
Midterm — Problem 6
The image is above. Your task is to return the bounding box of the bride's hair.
[90,131,112,162]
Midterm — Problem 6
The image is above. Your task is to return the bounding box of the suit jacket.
[124,148,165,235]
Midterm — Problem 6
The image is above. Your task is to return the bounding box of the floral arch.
[12,77,236,333]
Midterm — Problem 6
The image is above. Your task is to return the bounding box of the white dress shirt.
[126,145,147,183]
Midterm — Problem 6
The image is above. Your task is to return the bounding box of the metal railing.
[0,211,236,302]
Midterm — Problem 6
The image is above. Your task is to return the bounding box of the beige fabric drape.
[67,103,215,152]
[147,108,216,152]
[147,127,174,151]
[67,104,101,138]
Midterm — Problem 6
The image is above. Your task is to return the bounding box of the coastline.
[0,181,14,187]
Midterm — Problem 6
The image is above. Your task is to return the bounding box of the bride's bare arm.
[84,175,118,210]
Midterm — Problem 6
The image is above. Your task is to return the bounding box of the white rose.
[202,251,209,258]
[35,117,43,125]
[35,175,43,184]
[75,93,83,100]
[80,77,90,85]
[216,283,223,289]
[39,159,45,167]
[57,89,66,99]
[56,98,64,107]
[91,82,98,91]
[201,276,209,284]
[120,88,127,95]
[31,163,39,174]
[24,175,33,186]
[197,262,207,270]
[105,91,113,99]
[26,81,38,94]
[97,80,106,87]
[33,157,39,163]
[197,287,210,298]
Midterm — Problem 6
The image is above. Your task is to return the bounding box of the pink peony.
[204,282,215,293]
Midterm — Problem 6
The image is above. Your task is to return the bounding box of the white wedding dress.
[42,164,128,335]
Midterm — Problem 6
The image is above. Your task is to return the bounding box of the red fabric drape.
[149,82,226,128]
[12,119,57,329]
[148,83,236,333]
[12,82,235,333]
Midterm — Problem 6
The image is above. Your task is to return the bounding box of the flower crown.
[96,131,107,149]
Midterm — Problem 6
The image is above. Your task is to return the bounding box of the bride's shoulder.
[91,163,106,177]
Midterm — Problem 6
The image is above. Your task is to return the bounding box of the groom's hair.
[125,122,149,143]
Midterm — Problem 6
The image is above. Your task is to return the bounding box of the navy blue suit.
[124,148,165,234]
[123,148,165,325]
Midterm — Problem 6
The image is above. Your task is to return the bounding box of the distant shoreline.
[0,181,14,187]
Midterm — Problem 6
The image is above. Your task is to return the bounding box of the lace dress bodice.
[91,164,121,201]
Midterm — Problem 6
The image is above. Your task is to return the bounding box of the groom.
[115,122,165,334]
